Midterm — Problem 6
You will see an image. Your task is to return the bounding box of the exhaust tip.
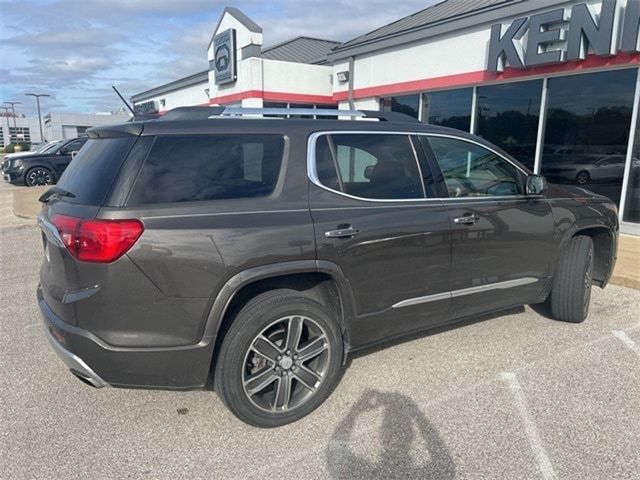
[70,369,102,388]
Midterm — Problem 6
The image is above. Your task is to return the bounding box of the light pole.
[3,101,21,129]
[25,93,50,143]
[0,106,11,146]
[3,101,21,143]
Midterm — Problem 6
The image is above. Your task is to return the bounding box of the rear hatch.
[38,127,142,325]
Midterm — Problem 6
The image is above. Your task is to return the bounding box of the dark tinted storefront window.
[623,101,640,223]
[541,69,637,205]
[381,94,420,119]
[263,101,288,118]
[289,103,314,118]
[421,88,473,131]
[477,80,542,170]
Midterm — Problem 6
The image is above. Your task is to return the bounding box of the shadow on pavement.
[327,390,456,479]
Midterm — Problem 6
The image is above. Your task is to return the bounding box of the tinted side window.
[64,138,87,153]
[314,134,425,200]
[56,137,136,205]
[128,135,284,204]
[427,136,526,198]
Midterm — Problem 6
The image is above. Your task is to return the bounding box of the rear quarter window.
[127,134,285,205]
[56,137,136,205]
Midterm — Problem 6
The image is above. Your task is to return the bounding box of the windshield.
[30,143,48,153]
[40,142,62,153]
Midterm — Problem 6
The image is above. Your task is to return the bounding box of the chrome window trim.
[307,130,531,204]
[392,277,539,309]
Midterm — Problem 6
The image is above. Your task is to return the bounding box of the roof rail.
[154,106,419,123]
[217,107,364,118]
[213,107,419,122]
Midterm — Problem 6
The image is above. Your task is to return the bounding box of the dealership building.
[132,0,640,234]
[0,111,131,148]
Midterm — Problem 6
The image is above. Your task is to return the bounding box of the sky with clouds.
[0,0,440,116]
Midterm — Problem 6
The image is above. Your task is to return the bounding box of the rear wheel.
[549,236,594,323]
[25,167,54,186]
[214,289,344,427]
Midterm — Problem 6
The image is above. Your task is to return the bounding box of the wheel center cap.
[279,356,293,370]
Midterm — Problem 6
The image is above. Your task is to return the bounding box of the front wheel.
[214,289,344,427]
[25,167,54,186]
[549,236,594,323]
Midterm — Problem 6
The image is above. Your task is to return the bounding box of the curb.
[12,186,46,220]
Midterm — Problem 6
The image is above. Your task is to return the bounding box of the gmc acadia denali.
[37,107,618,427]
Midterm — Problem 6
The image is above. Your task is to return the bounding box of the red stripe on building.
[208,90,337,105]
[333,52,640,102]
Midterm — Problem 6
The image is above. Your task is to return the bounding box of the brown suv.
[37,107,618,427]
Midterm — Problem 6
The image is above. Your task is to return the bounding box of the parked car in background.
[2,137,87,186]
[1,140,64,165]
[37,107,618,427]
[545,154,630,185]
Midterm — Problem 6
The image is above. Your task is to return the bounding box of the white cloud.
[1,0,442,113]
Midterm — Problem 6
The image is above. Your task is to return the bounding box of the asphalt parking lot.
[1,182,639,479]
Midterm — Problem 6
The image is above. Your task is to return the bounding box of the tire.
[214,289,344,427]
[549,236,594,323]
[576,170,590,185]
[25,167,54,186]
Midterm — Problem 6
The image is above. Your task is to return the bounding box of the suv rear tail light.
[51,215,144,263]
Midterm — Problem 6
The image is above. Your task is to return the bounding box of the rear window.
[56,137,136,205]
[127,135,285,205]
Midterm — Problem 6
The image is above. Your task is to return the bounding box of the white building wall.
[43,111,131,141]
[135,81,210,112]
[333,0,625,102]
[0,116,42,146]
[208,12,264,101]
[262,60,333,97]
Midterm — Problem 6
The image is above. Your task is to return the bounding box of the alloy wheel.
[242,315,330,413]
[27,168,52,186]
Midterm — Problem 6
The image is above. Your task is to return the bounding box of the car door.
[421,134,556,321]
[308,131,451,349]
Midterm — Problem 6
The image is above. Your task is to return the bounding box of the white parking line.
[500,372,557,480]
[612,330,640,357]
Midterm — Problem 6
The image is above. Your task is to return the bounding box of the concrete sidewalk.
[612,234,640,290]
[0,183,35,230]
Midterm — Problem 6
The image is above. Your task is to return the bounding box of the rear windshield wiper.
[39,187,76,203]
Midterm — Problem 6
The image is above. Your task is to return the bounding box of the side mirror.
[526,174,547,195]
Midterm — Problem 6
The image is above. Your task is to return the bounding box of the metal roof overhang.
[328,0,576,62]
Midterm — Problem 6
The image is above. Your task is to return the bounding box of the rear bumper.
[38,286,214,390]
[43,321,108,388]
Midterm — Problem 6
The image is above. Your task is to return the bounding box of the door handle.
[325,228,361,238]
[453,215,480,225]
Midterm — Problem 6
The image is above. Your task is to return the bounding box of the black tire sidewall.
[550,236,594,323]
[582,243,594,318]
[25,167,53,186]
[215,291,343,427]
